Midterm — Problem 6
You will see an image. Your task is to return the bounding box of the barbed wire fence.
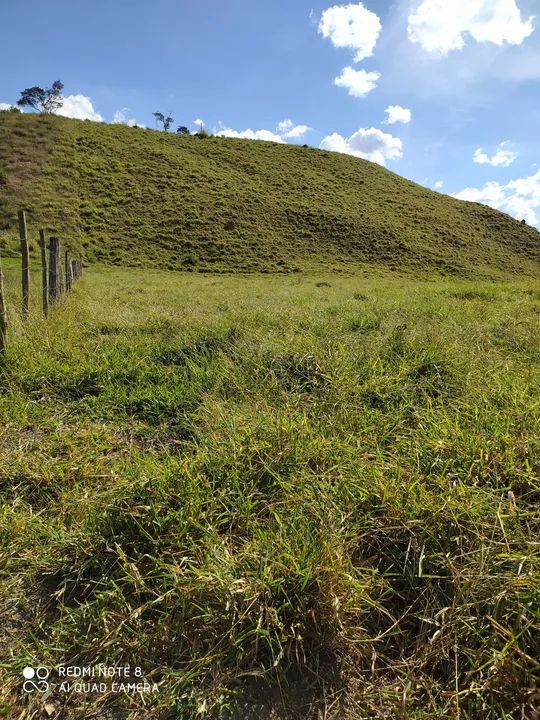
[0,210,83,356]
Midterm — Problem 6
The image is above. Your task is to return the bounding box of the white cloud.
[384,105,412,124]
[57,94,103,122]
[216,127,285,143]
[318,2,382,62]
[193,118,205,127]
[453,169,540,225]
[319,127,403,166]
[283,124,311,138]
[112,108,142,127]
[1,95,102,121]
[434,180,444,189]
[215,118,312,144]
[473,141,518,167]
[277,119,294,133]
[408,0,535,55]
[334,67,380,97]
[276,119,312,138]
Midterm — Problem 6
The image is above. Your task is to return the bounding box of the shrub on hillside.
[183,252,198,266]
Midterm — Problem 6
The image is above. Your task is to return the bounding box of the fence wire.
[0,213,83,350]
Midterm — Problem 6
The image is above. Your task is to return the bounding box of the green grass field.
[1,266,539,718]
[1,111,539,277]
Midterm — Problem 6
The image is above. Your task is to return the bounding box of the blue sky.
[1,0,540,224]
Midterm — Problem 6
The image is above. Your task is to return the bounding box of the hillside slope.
[0,111,538,275]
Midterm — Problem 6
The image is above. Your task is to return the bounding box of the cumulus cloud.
[276,119,312,138]
[319,127,403,166]
[453,169,540,225]
[473,141,518,167]
[215,118,312,144]
[334,67,380,97]
[193,118,205,128]
[434,180,444,189]
[384,105,412,124]
[408,0,534,55]
[282,125,311,139]
[216,127,285,143]
[112,108,142,127]
[1,93,102,121]
[318,2,382,62]
[276,119,295,133]
[57,94,103,121]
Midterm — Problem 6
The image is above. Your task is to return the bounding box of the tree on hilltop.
[17,80,64,114]
[176,126,190,134]
[153,111,174,131]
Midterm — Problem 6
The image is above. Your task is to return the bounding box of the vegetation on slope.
[1,269,539,718]
[0,111,539,276]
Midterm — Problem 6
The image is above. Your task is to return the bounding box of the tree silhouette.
[176,126,190,135]
[153,111,174,131]
[17,80,64,114]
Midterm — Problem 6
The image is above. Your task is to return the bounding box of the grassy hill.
[0,110,539,276]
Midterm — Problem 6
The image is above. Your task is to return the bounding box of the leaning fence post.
[39,230,49,317]
[18,210,30,318]
[0,256,7,355]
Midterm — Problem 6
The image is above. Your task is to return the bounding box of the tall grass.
[0,267,539,718]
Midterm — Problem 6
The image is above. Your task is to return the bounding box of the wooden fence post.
[65,250,71,291]
[58,241,64,295]
[39,230,49,317]
[48,237,55,301]
[0,256,7,355]
[57,241,63,296]
[18,210,30,318]
[48,237,60,302]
